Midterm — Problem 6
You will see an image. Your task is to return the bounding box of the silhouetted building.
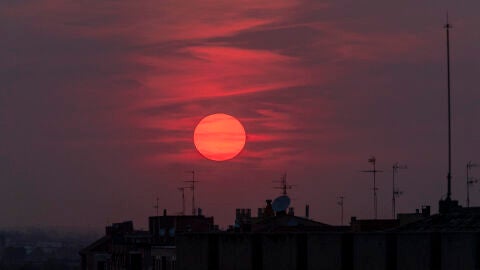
[176,205,480,270]
[349,217,400,232]
[80,213,216,270]
[393,206,480,232]
[149,214,215,244]
[349,206,431,232]
[83,199,480,270]
[438,197,462,214]
[251,214,336,232]
[397,205,431,226]
[232,200,344,233]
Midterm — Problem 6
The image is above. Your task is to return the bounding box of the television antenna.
[466,161,479,207]
[185,170,199,215]
[273,173,293,196]
[337,196,344,225]
[361,156,383,219]
[392,162,407,218]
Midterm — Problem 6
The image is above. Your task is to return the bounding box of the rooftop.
[392,207,480,232]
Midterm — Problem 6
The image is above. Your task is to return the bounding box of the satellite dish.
[272,195,290,212]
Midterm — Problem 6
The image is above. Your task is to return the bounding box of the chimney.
[421,205,431,217]
[264,199,274,217]
[163,209,167,216]
[350,216,357,224]
[257,208,264,218]
[305,205,310,219]
[288,207,294,216]
[198,208,203,216]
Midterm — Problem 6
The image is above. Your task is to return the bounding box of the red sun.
[194,113,246,161]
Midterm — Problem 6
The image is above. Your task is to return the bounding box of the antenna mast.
[185,170,199,215]
[466,161,478,207]
[274,173,292,196]
[337,196,344,225]
[361,156,383,219]
[178,187,187,215]
[154,197,159,217]
[392,162,407,218]
[445,14,453,200]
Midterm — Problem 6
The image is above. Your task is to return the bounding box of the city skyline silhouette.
[1,1,480,231]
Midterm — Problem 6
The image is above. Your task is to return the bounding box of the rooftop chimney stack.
[258,208,264,218]
[421,205,431,217]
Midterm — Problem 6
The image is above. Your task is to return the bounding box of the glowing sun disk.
[193,113,246,161]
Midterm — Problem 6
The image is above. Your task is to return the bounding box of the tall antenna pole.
[466,161,478,207]
[178,187,187,215]
[445,13,453,200]
[361,156,383,219]
[185,170,199,215]
[337,196,344,225]
[392,163,407,218]
[154,197,159,217]
[392,166,395,218]
[153,197,160,240]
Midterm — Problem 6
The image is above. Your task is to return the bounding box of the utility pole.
[337,196,344,225]
[361,156,383,219]
[185,170,199,215]
[392,162,407,219]
[466,161,478,207]
[445,14,453,200]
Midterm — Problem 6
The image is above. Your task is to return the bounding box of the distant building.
[80,211,216,270]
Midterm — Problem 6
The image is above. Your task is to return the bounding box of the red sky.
[1,0,480,230]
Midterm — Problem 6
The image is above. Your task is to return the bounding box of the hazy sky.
[1,0,480,229]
